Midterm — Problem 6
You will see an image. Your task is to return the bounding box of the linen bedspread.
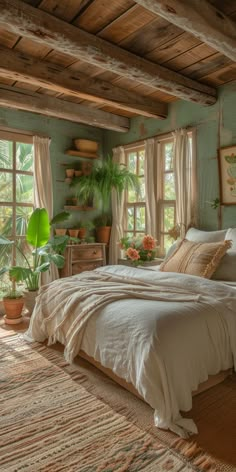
[25,265,236,437]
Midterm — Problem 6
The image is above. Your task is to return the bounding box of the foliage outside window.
[0,131,34,297]
[159,139,176,255]
[124,146,146,239]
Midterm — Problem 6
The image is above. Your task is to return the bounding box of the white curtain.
[144,137,162,244]
[33,135,58,284]
[109,146,126,265]
[173,129,197,238]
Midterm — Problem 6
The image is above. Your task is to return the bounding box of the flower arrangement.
[120,234,158,265]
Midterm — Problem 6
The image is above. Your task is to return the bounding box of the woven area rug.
[0,330,220,472]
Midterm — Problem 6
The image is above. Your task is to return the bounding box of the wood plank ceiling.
[0,0,235,131]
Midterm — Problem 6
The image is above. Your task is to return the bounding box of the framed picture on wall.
[218,145,236,205]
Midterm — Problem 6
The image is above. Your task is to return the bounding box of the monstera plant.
[0,208,70,316]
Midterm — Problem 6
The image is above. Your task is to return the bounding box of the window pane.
[136,206,145,231]
[0,172,13,202]
[15,237,33,267]
[164,142,174,170]
[16,174,34,203]
[164,235,173,255]
[16,207,33,236]
[127,187,136,203]
[0,140,13,169]
[164,206,175,232]
[138,176,145,202]
[164,173,175,199]
[139,150,145,175]
[0,206,13,236]
[128,152,137,173]
[16,142,33,171]
[127,207,134,231]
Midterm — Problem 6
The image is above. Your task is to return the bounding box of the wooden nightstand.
[118,258,164,267]
[60,243,106,277]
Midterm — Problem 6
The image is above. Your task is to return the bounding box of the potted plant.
[71,156,139,243]
[0,269,24,324]
[0,208,71,315]
[78,219,94,240]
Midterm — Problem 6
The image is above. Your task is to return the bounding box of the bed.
[25,236,236,438]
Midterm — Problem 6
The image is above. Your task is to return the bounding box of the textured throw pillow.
[185,227,227,243]
[159,239,232,278]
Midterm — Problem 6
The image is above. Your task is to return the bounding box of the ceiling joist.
[0,85,130,132]
[133,0,236,62]
[0,0,217,106]
[0,46,167,120]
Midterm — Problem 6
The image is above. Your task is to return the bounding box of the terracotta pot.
[66,169,74,178]
[68,229,79,238]
[55,228,67,236]
[96,226,111,244]
[24,290,38,316]
[78,228,86,239]
[3,297,24,324]
[74,170,83,177]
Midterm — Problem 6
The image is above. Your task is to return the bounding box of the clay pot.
[55,228,67,236]
[78,228,86,239]
[3,297,24,324]
[65,169,74,178]
[74,170,83,177]
[96,226,111,244]
[68,229,79,238]
[24,290,38,316]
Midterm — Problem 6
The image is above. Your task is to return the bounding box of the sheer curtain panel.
[109,146,126,264]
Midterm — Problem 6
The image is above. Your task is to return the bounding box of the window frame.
[0,130,34,263]
[124,143,146,238]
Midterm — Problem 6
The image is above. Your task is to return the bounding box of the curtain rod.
[116,125,195,150]
[0,126,49,139]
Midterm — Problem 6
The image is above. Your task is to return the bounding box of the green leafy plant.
[71,156,140,224]
[0,208,71,292]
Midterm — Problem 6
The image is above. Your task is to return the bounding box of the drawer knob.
[93,250,97,254]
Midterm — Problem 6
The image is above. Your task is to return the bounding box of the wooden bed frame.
[79,350,232,400]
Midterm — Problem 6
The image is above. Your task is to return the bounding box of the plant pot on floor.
[3,296,25,324]
[24,290,38,316]
[96,226,111,244]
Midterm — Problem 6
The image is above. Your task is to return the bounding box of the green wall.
[0,107,104,224]
[104,82,236,230]
[1,81,236,230]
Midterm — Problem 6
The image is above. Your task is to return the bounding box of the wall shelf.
[64,205,94,211]
[65,150,98,159]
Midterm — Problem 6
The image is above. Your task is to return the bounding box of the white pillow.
[225,228,236,250]
[212,250,236,281]
[185,227,227,243]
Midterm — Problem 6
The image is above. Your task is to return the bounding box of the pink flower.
[142,235,156,250]
[126,247,140,261]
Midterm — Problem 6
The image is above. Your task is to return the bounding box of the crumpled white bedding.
[25,265,236,438]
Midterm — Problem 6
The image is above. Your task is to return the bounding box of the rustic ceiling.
[0,0,235,132]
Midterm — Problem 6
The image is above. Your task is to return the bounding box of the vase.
[24,290,39,316]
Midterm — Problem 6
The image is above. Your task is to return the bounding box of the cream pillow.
[160,239,232,278]
[185,227,227,243]
[225,228,236,250]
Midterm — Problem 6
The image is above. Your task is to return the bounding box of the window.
[159,138,176,255]
[124,145,146,238]
[0,131,34,294]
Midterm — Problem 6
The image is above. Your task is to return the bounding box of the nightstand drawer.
[72,261,103,274]
[71,245,103,261]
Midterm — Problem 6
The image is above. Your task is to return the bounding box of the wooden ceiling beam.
[0,46,167,119]
[0,85,129,132]
[0,0,217,106]
[133,0,236,62]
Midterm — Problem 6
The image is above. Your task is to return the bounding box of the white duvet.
[25,265,236,438]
